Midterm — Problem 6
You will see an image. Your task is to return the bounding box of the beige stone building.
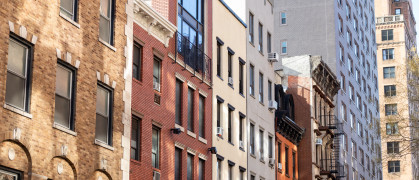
[212,0,248,179]
[375,0,419,179]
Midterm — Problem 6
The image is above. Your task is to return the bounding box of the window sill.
[228,83,234,89]
[94,139,114,151]
[250,153,256,159]
[228,141,234,146]
[99,38,116,52]
[198,137,207,144]
[259,101,265,106]
[239,93,245,98]
[59,12,80,28]
[260,158,265,164]
[174,123,185,132]
[53,123,77,136]
[239,147,245,152]
[4,104,32,119]
[259,51,264,56]
[187,130,196,138]
[250,94,255,99]
[217,75,223,81]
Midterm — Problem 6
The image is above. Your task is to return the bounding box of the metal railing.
[376,14,404,24]
[175,32,212,84]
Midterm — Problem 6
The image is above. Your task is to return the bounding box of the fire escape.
[318,114,345,179]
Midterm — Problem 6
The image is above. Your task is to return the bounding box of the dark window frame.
[130,115,141,161]
[0,165,23,180]
[382,29,394,41]
[187,87,194,132]
[387,142,399,154]
[99,0,116,45]
[60,0,79,22]
[133,42,143,80]
[152,125,161,169]
[95,82,114,146]
[198,94,205,138]
[54,60,77,130]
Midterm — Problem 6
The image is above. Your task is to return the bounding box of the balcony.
[376,15,404,24]
[275,113,305,145]
[175,32,212,84]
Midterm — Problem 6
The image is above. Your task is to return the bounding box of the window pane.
[8,39,27,76]
[54,95,71,128]
[188,88,194,131]
[153,59,160,83]
[95,114,108,143]
[100,0,110,17]
[5,73,26,109]
[0,169,19,180]
[96,87,109,116]
[182,0,197,19]
[199,95,205,137]
[152,127,160,168]
[60,0,74,16]
[56,66,72,98]
[99,16,111,43]
[175,80,182,124]
[187,154,193,180]
[131,117,139,160]
[175,148,181,180]
[133,44,142,80]
[199,159,204,180]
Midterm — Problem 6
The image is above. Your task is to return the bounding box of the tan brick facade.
[0,0,129,179]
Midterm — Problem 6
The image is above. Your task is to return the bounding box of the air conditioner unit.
[153,81,160,91]
[278,162,283,170]
[315,138,323,145]
[217,127,223,137]
[228,77,233,85]
[153,170,161,180]
[268,52,279,62]
[268,100,278,110]
[269,158,275,165]
[239,141,244,149]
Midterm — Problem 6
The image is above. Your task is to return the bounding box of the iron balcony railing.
[175,32,212,84]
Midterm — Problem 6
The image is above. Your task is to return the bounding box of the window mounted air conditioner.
[269,158,275,165]
[217,127,223,137]
[268,100,278,110]
[228,77,233,85]
[153,170,161,180]
[315,138,323,145]
[239,141,244,149]
[153,81,160,91]
[278,162,283,170]
[268,52,279,62]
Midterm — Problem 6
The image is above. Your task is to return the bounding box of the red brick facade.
[130,0,213,179]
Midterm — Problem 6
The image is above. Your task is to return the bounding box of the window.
[349,83,354,101]
[278,142,282,164]
[259,73,264,103]
[239,61,244,94]
[281,41,287,54]
[341,102,347,121]
[347,30,352,46]
[344,133,348,151]
[346,3,351,19]
[281,12,287,24]
[269,136,273,158]
[99,0,114,45]
[258,23,263,53]
[259,129,264,158]
[187,88,194,131]
[217,100,222,129]
[60,0,78,21]
[382,49,394,60]
[359,148,364,165]
[131,116,141,160]
[228,108,233,143]
[382,29,393,41]
[54,63,76,130]
[351,140,356,158]
[250,123,255,154]
[268,80,272,101]
[339,16,343,33]
[0,167,22,180]
[285,146,289,175]
[395,8,401,15]
[249,12,254,44]
[385,104,397,116]
[384,85,396,97]
[339,45,344,61]
[340,74,346,91]
[175,80,182,125]
[250,175,255,180]
[228,51,233,82]
[267,32,272,53]
[199,159,205,180]
[383,67,395,79]
[153,57,161,91]
[250,65,255,96]
[388,161,400,172]
[152,125,160,169]
[187,153,194,180]
[228,164,233,180]
[199,95,205,138]
[6,37,32,112]
[217,159,222,180]
[386,123,399,135]
[240,171,244,180]
[239,116,244,143]
[387,142,399,154]
[95,84,113,145]
[175,148,182,180]
[217,42,222,77]
[292,151,296,179]
[133,42,142,80]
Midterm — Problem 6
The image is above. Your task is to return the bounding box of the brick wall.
[0,0,127,179]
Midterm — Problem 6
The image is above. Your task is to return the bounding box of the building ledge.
[133,0,177,47]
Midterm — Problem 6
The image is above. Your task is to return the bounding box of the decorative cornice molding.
[133,0,176,47]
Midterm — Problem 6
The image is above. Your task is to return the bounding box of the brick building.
[274,84,304,180]
[0,0,132,179]
[130,0,213,179]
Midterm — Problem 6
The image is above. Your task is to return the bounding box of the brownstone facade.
[0,0,129,179]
